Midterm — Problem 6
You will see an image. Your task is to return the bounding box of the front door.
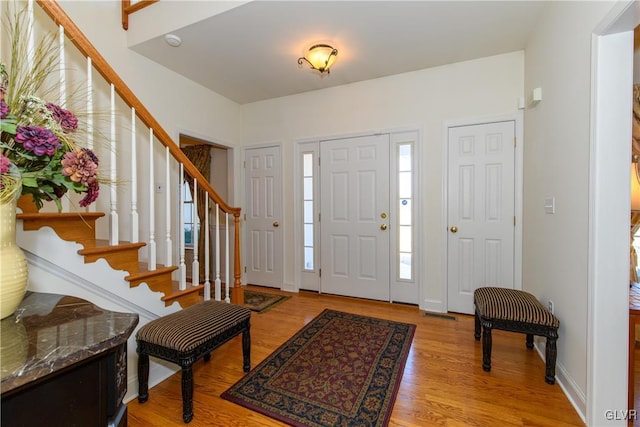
[447,121,516,314]
[245,146,283,288]
[320,134,390,301]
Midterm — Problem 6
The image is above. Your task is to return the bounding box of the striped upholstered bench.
[473,287,559,384]
[136,300,251,423]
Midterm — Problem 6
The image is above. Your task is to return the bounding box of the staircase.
[17,206,202,308]
[6,0,246,401]
[11,0,244,315]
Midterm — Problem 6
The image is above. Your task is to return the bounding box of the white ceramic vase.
[0,198,28,320]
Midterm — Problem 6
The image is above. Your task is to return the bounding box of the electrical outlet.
[548,300,554,314]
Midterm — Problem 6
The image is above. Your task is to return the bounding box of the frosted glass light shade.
[298,44,338,74]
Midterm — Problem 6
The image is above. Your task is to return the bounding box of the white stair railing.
[20,0,244,306]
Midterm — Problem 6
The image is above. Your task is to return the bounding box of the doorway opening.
[179,134,233,284]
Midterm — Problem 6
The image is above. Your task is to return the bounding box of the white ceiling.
[130,1,546,105]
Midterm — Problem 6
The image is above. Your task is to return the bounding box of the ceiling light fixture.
[298,44,338,75]
[164,34,182,47]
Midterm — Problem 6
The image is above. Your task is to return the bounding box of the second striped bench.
[473,287,559,384]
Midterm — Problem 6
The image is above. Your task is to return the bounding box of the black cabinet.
[1,293,138,427]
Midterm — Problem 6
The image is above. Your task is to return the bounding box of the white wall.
[58,1,241,145]
[241,51,524,309]
[523,0,619,419]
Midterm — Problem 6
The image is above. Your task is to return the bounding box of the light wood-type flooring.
[633,344,640,426]
[127,285,584,426]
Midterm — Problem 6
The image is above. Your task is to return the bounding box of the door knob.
[273,221,280,227]
[380,224,388,231]
[450,226,458,233]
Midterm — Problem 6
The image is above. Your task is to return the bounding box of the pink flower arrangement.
[0,62,100,210]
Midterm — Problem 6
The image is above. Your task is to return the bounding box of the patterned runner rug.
[221,309,416,426]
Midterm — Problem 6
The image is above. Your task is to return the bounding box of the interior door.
[245,146,283,288]
[447,121,516,314]
[320,134,390,301]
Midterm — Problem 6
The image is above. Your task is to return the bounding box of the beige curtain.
[182,145,211,283]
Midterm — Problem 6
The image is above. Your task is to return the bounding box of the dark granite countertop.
[0,292,139,395]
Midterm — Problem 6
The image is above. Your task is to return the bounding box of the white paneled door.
[320,134,390,301]
[447,121,516,314]
[245,146,282,288]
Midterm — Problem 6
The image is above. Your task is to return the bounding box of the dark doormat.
[243,289,290,313]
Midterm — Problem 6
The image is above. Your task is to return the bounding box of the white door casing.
[320,134,390,301]
[244,146,283,288]
[447,121,516,314]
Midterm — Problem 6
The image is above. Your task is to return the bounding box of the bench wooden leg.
[137,353,149,403]
[242,328,251,372]
[545,332,558,385]
[474,312,481,340]
[181,365,194,423]
[481,324,492,372]
[526,334,534,349]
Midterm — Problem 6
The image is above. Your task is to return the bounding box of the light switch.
[532,87,542,102]
[544,197,555,214]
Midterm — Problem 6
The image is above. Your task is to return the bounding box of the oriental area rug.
[221,309,416,427]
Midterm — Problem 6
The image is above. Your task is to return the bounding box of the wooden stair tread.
[78,239,146,254]
[17,212,105,221]
[77,239,146,275]
[161,284,204,300]
[125,264,178,281]
[161,283,204,307]
[17,212,105,244]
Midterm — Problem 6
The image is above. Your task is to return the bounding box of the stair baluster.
[204,197,211,301]
[165,146,172,264]
[131,107,139,242]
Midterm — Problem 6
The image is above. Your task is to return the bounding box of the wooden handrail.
[121,0,159,30]
[36,1,239,217]
[35,0,244,303]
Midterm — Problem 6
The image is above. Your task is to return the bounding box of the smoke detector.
[164,34,182,47]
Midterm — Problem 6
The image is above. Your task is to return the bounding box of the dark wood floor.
[127,285,585,426]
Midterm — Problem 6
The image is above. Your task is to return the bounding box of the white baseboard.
[534,340,586,424]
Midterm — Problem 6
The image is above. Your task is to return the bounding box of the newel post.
[231,211,244,305]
